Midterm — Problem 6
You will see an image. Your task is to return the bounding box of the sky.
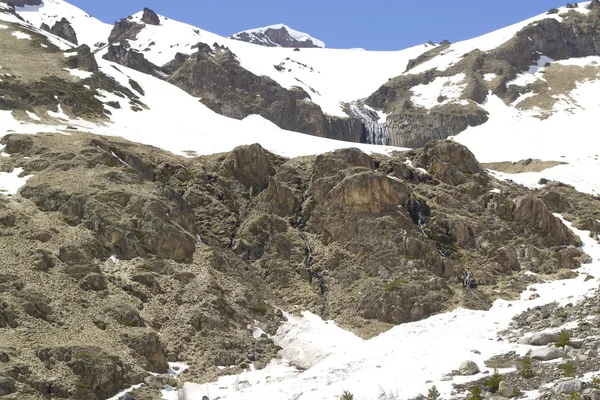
[68,0,566,50]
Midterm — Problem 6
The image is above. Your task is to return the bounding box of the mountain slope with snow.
[230,23,325,48]
[15,0,111,48]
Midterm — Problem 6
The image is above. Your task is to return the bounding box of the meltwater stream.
[348,102,389,145]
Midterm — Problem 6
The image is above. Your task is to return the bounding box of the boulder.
[0,376,16,396]
[530,332,560,346]
[554,378,582,395]
[498,381,515,398]
[458,360,480,375]
[531,347,563,361]
[110,304,145,327]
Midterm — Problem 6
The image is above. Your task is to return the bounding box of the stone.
[498,381,515,398]
[530,332,560,346]
[459,360,480,375]
[531,347,563,361]
[554,378,582,395]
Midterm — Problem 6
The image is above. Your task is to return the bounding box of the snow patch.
[0,168,32,195]
[26,111,41,121]
[64,68,93,79]
[11,31,31,40]
[411,73,467,108]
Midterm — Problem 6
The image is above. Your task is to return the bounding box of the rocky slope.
[0,130,598,399]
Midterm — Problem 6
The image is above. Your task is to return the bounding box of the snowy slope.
[117,11,432,117]
[16,0,112,48]
[230,23,326,48]
[406,4,591,75]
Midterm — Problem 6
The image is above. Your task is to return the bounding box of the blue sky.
[70,0,564,50]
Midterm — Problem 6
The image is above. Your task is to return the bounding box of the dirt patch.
[482,159,567,174]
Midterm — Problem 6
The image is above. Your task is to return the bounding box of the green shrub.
[557,329,571,348]
[467,385,483,400]
[562,361,575,378]
[556,307,568,319]
[569,392,581,400]
[486,369,502,390]
[340,391,354,400]
[591,375,600,389]
[520,355,534,378]
[427,385,441,400]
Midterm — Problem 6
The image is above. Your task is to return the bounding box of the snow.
[16,0,112,49]
[507,55,552,87]
[115,11,431,117]
[89,58,404,158]
[411,73,467,108]
[0,168,32,195]
[406,5,581,75]
[455,74,600,195]
[0,24,8,29]
[47,102,70,121]
[25,111,41,121]
[165,219,599,400]
[11,30,31,40]
[64,68,93,79]
[232,23,326,48]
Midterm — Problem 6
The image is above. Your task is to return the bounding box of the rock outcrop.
[141,7,160,25]
[0,0,41,6]
[230,25,324,48]
[50,17,78,45]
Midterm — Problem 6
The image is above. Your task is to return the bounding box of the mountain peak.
[230,23,325,48]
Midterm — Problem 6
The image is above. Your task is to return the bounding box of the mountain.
[230,23,326,48]
[0,1,599,400]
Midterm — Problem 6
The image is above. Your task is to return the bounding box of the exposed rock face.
[230,25,324,48]
[166,45,362,142]
[108,18,144,44]
[0,0,41,6]
[141,7,160,25]
[65,44,99,72]
[50,17,78,45]
[0,133,596,398]
[103,44,160,76]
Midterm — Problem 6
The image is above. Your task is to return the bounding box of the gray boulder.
[554,378,582,395]
[531,347,563,361]
[530,332,560,346]
[459,360,480,375]
[498,381,515,398]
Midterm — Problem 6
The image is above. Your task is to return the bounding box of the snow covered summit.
[230,23,325,48]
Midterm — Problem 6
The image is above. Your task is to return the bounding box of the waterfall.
[348,102,389,145]
[295,191,329,320]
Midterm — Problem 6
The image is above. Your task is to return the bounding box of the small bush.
[591,375,600,389]
[569,392,582,400]
[486,369,502,390]
[427,385,441,400]
[467,385,483,400]
[520,355,534,378]
[562,361,575,378]
[556,307,568,319]
[340,391,355,400]
[557,329,571,348]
